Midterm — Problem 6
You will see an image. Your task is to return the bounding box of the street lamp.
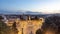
[22,21,25,34]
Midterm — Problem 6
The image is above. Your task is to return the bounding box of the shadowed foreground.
[36,15,60,34]
[0,16,18,34]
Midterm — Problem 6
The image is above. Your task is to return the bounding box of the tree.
[41,15,60,34]
[36,29,42,34]
[12,22,18,34]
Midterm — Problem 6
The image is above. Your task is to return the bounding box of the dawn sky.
[0,0,60,13]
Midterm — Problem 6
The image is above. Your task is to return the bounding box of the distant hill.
[0,10,44,15]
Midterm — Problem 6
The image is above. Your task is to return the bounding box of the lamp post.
[22,20,25,34]
[22,28,23,34]
[30,31,33,34]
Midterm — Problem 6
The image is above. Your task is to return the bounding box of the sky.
[0,0,60,13]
